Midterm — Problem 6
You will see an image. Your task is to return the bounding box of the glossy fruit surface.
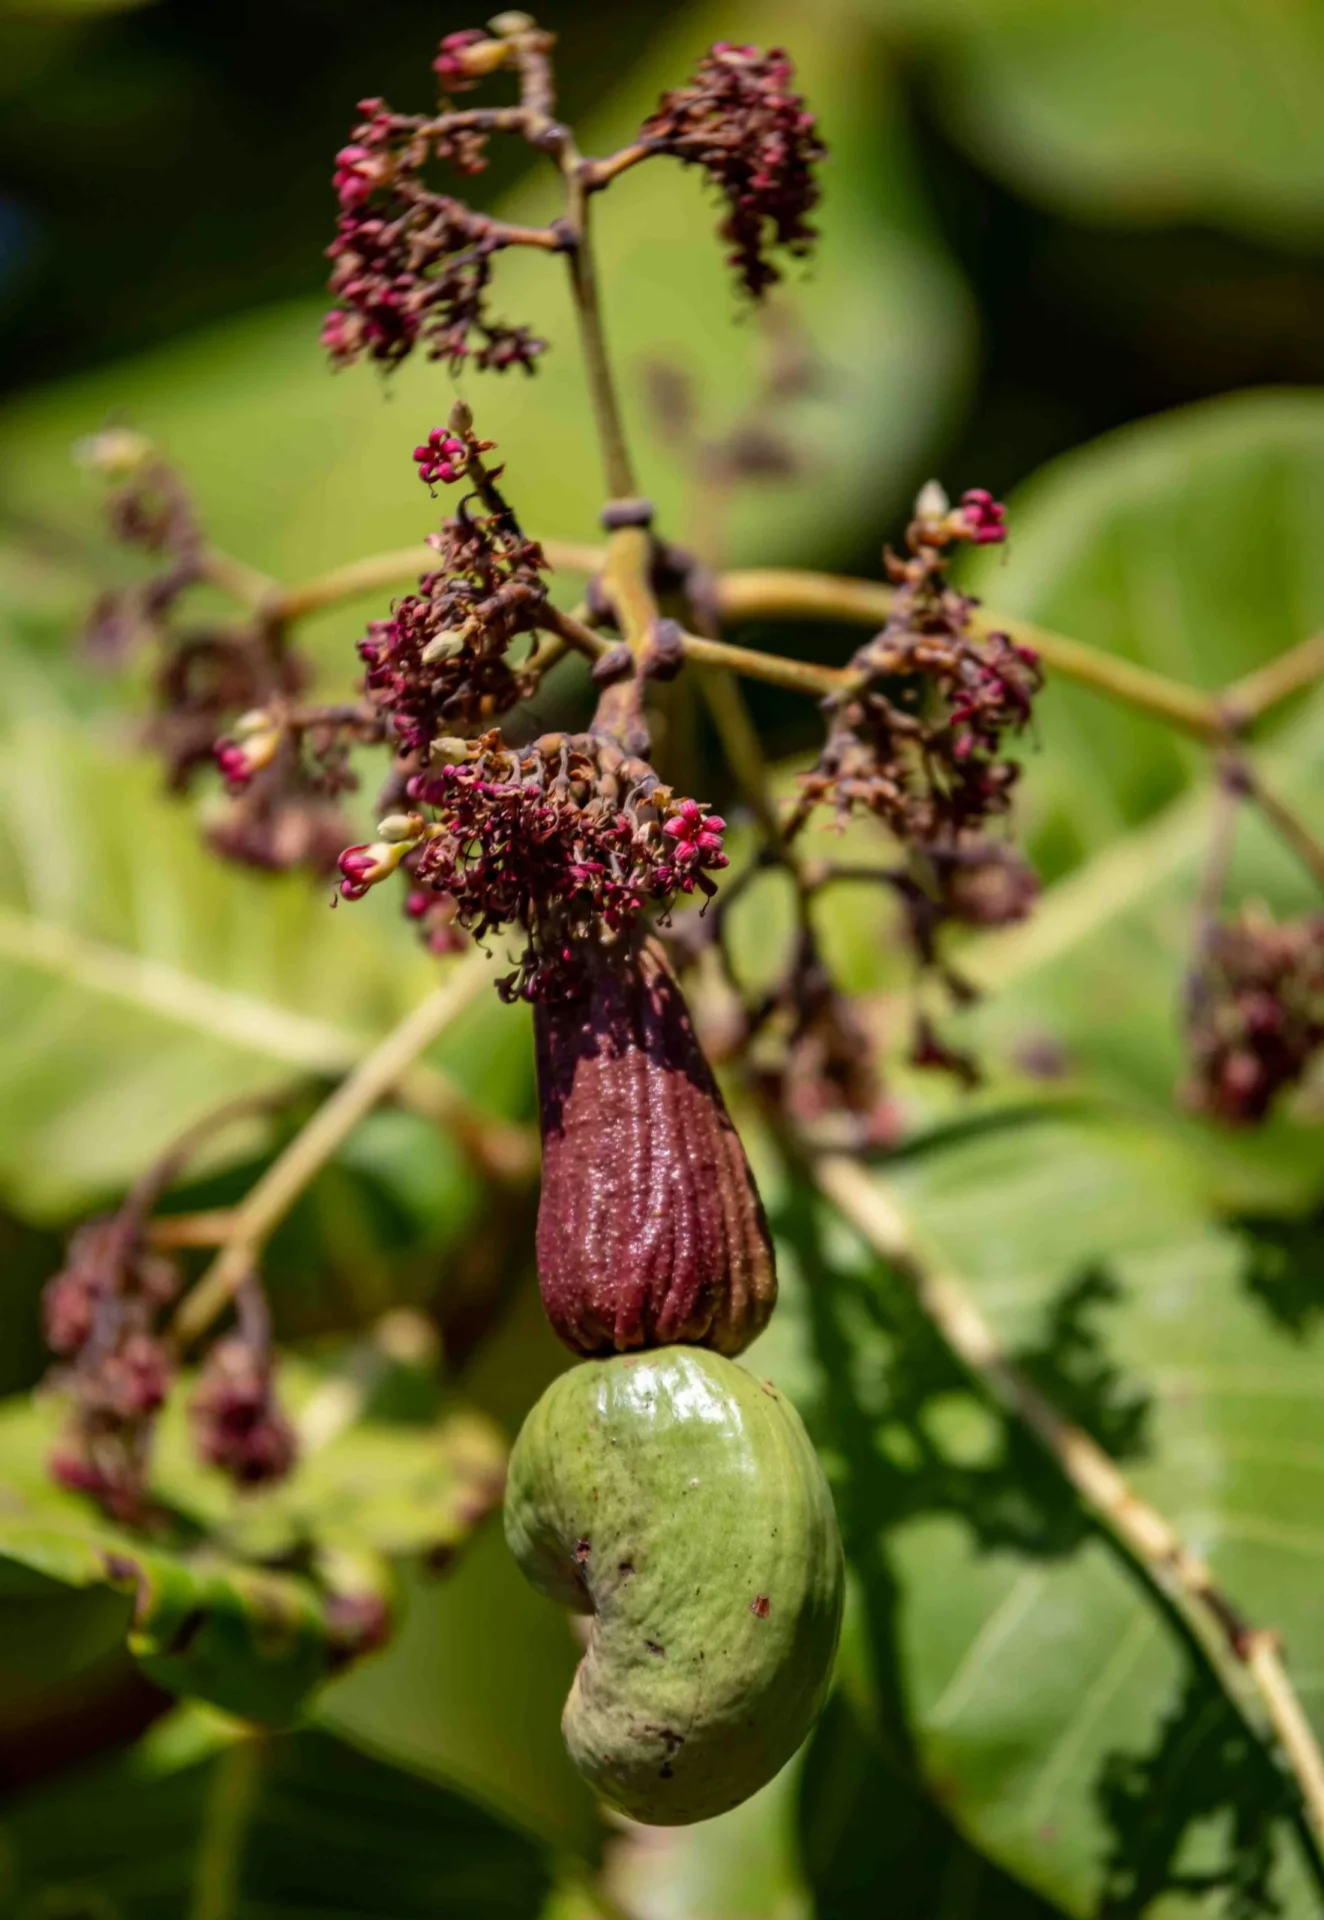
[504,1345,843,1825]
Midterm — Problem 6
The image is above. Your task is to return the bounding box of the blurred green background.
[3,0,1324,1916]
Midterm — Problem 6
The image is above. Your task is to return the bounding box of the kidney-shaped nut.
[504,1345,844,1825]
[534,938,777,1357]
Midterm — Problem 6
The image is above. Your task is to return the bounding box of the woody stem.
[560,152,637,502]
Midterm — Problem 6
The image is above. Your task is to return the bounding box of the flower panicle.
[356,421,548,749]
[639,43,826,300]
[337,731,729,1001]
[321,33,549,377]
[1185,906,1324,1126]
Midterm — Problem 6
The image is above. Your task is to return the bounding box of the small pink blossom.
[959,488,1007,546]
[412,430,468,488]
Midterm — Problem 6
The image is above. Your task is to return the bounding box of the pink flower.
[662,798,728,864]
[959,488,1007,546]
[433,28,489,92]
[337,838,410,900]
[412,429,468,488]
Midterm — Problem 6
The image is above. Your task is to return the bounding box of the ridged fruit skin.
[534,940,776,1357]
[504,1345,844,1825]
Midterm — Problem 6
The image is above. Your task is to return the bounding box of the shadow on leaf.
[1230,1196,1324,1343]
[778,1185,1297,1920]
[1096,1671,1288,1919]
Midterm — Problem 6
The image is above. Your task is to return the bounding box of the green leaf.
[0,1362,505,1726]
[319,1278,601,1858]
[964,391,1324,880]
[0,1709,554,1919]
[741,385,1324,1907]
[871,0,1324,246]
[770,1149,1324,1916]
[0,689,533,1220]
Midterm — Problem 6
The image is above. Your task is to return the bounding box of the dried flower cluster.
[341,730,728,1000]
[80,430,205,663]
[42,1200,297,1523]
[640,44,825,299]
[323,85,545,374]
[740,931,894,1143]
[1185,907,1324,1125]
[358,429,548,749]
[80,432,370,876]
[794,483,1041,1077]
[804,485,1039,844]
[44,1215,178,1523]
[190,1335,298,1487]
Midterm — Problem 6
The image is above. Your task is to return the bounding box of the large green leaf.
[0,1707,554,1919]
[961,390,1324,881]
[734,726,1324,1913]
[0,1357,505,1726]
[868,0,1324,246]
[0,681,532,1219]
[319,1273,601,1858]
[763,1112,1324,1917]
[718,387,1324,1908]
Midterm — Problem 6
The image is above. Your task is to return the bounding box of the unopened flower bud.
[376,810,425,843]
[75,428,154,478]
[214,720,283,789]
[913,479,949,523]
[337,838,409,900]
[430,736,471,764]
[434,28,508,90]
[421,630,469,666]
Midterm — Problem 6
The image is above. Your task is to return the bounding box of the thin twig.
[542,602,614,662]
[810,1151,1324,1862]
[189,1731,268,1920]
[716,568,1228,742]
[682,627,855,698]
[584,141,654,190]
[200,548,278,612]
[274,538,603,625]
[697,667,786,847]
[1237,763,1324,892]
[1224,632,1324,727]
[1184,757,1243,1023]
[560,153,637,500]
[0,906,529,1179]
[148,1210,237,1250]
[172,952,491,1348]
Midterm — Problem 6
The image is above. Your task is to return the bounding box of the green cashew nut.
[504,1345,844,1825]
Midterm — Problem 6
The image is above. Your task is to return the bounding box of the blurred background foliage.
[2,0,1324,1916]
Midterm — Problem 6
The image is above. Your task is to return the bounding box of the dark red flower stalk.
[534,936,776,1356]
